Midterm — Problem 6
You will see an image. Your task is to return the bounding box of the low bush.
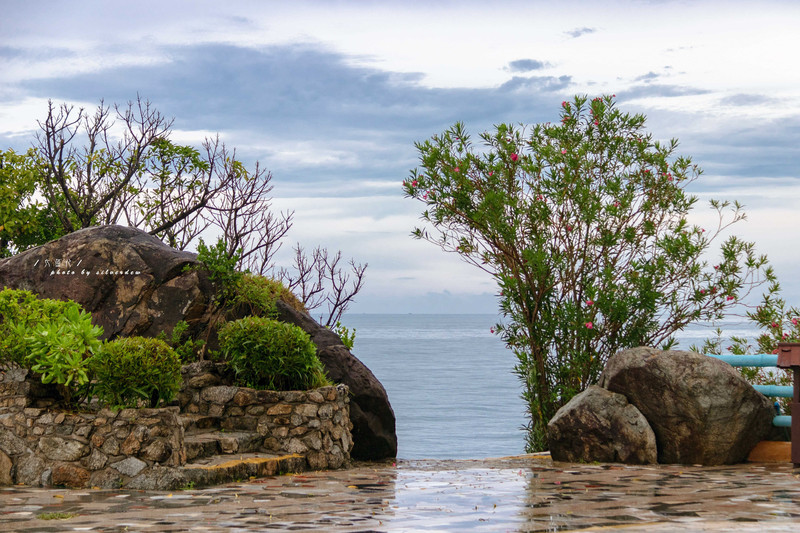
[218,316,330,391]
[0,288,81,369]
[232,273,306,317]
[92,337,182,409]
[18,302,103,407]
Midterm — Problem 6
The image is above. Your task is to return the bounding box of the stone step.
[184,431,264,461]
[181,452,307,488]
[179,413,222,433]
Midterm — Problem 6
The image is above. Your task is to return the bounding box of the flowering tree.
[404,95,774,450]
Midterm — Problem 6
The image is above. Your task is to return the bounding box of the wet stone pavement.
[2,455,800,532]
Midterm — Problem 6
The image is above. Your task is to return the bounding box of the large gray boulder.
[547,385,657,464]
[0,225,214,339]
[0,225,397,460]
[599,347,774,465]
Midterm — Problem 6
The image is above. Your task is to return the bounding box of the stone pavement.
[2,454,800,532]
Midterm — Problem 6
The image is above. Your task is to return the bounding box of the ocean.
[342,313,759,460]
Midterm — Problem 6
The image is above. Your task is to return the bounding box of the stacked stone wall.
[178,362,353,469]
[0,364,353,488]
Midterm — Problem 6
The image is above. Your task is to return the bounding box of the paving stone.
[3,456,800,531]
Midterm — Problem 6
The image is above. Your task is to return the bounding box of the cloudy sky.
[1,0,799,314]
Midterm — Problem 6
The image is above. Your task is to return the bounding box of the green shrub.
[218,316,330,391]
[18,303,103,407]
[92,337,182,409]
[232,273,306,317]
[0,288,81,368]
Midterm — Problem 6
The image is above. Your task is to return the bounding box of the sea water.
[343,313,759,460]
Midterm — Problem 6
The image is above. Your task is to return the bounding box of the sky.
[1,0,799,314]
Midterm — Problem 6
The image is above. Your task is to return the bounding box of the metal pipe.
[706,354,779,367]
[753,385,794,398]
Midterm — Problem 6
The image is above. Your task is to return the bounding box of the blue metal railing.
[707,353,792,427]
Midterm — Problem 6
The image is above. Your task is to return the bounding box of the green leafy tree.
[0,149,65,257]
[405,95,774,450]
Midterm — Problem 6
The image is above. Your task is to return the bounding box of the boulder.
[599,347,774,465]
[0,225,215,340]
[547,385,657,464]
[0,225,397,459]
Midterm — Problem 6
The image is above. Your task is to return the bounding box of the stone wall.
[0,401,184,488]
[0,365,353,488]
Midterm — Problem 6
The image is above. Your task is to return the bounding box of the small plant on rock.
[157,320,205,363]
[92,337,182,409]
[218,316,331,391]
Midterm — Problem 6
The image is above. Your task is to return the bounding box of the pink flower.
[792,318,798,326]
[772,322,779,328]
[411,180,419,187]
[701,228,706,232]
[423,192,429,200]
[490,328,495,334]
[700,289,706,294]
[566,225,572,231]
[561,149,567,154]
[454,167,460,173]
[726,295,735,301]
[585,322,593,329]
[713,265,719,270]
[593,120,599,125]
[510,153,519,162]
[586,300,594,306]
[488,171,494,176]
[613,201,620,208]
[783,333,790,340]
[561,101,567,108]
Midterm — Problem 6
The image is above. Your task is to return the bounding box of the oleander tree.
[404,94,774,450]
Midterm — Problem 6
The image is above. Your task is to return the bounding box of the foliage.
[692,279,795,412]
[0,288,84,369]
[0,149,65,257]
[218,316,331,391]
[330,321,356,350]
[17,304,103,407]
[156,320,205,363]
[405,95,773,451]
[92,337,182,409]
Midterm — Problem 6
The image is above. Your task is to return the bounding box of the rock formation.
[599,347,773,465]
[547,385,657,464]
[0,225,397,460]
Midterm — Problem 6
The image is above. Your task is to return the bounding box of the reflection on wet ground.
[2,456,800,531]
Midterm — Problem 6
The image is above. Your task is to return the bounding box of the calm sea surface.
[342,313,758,460]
